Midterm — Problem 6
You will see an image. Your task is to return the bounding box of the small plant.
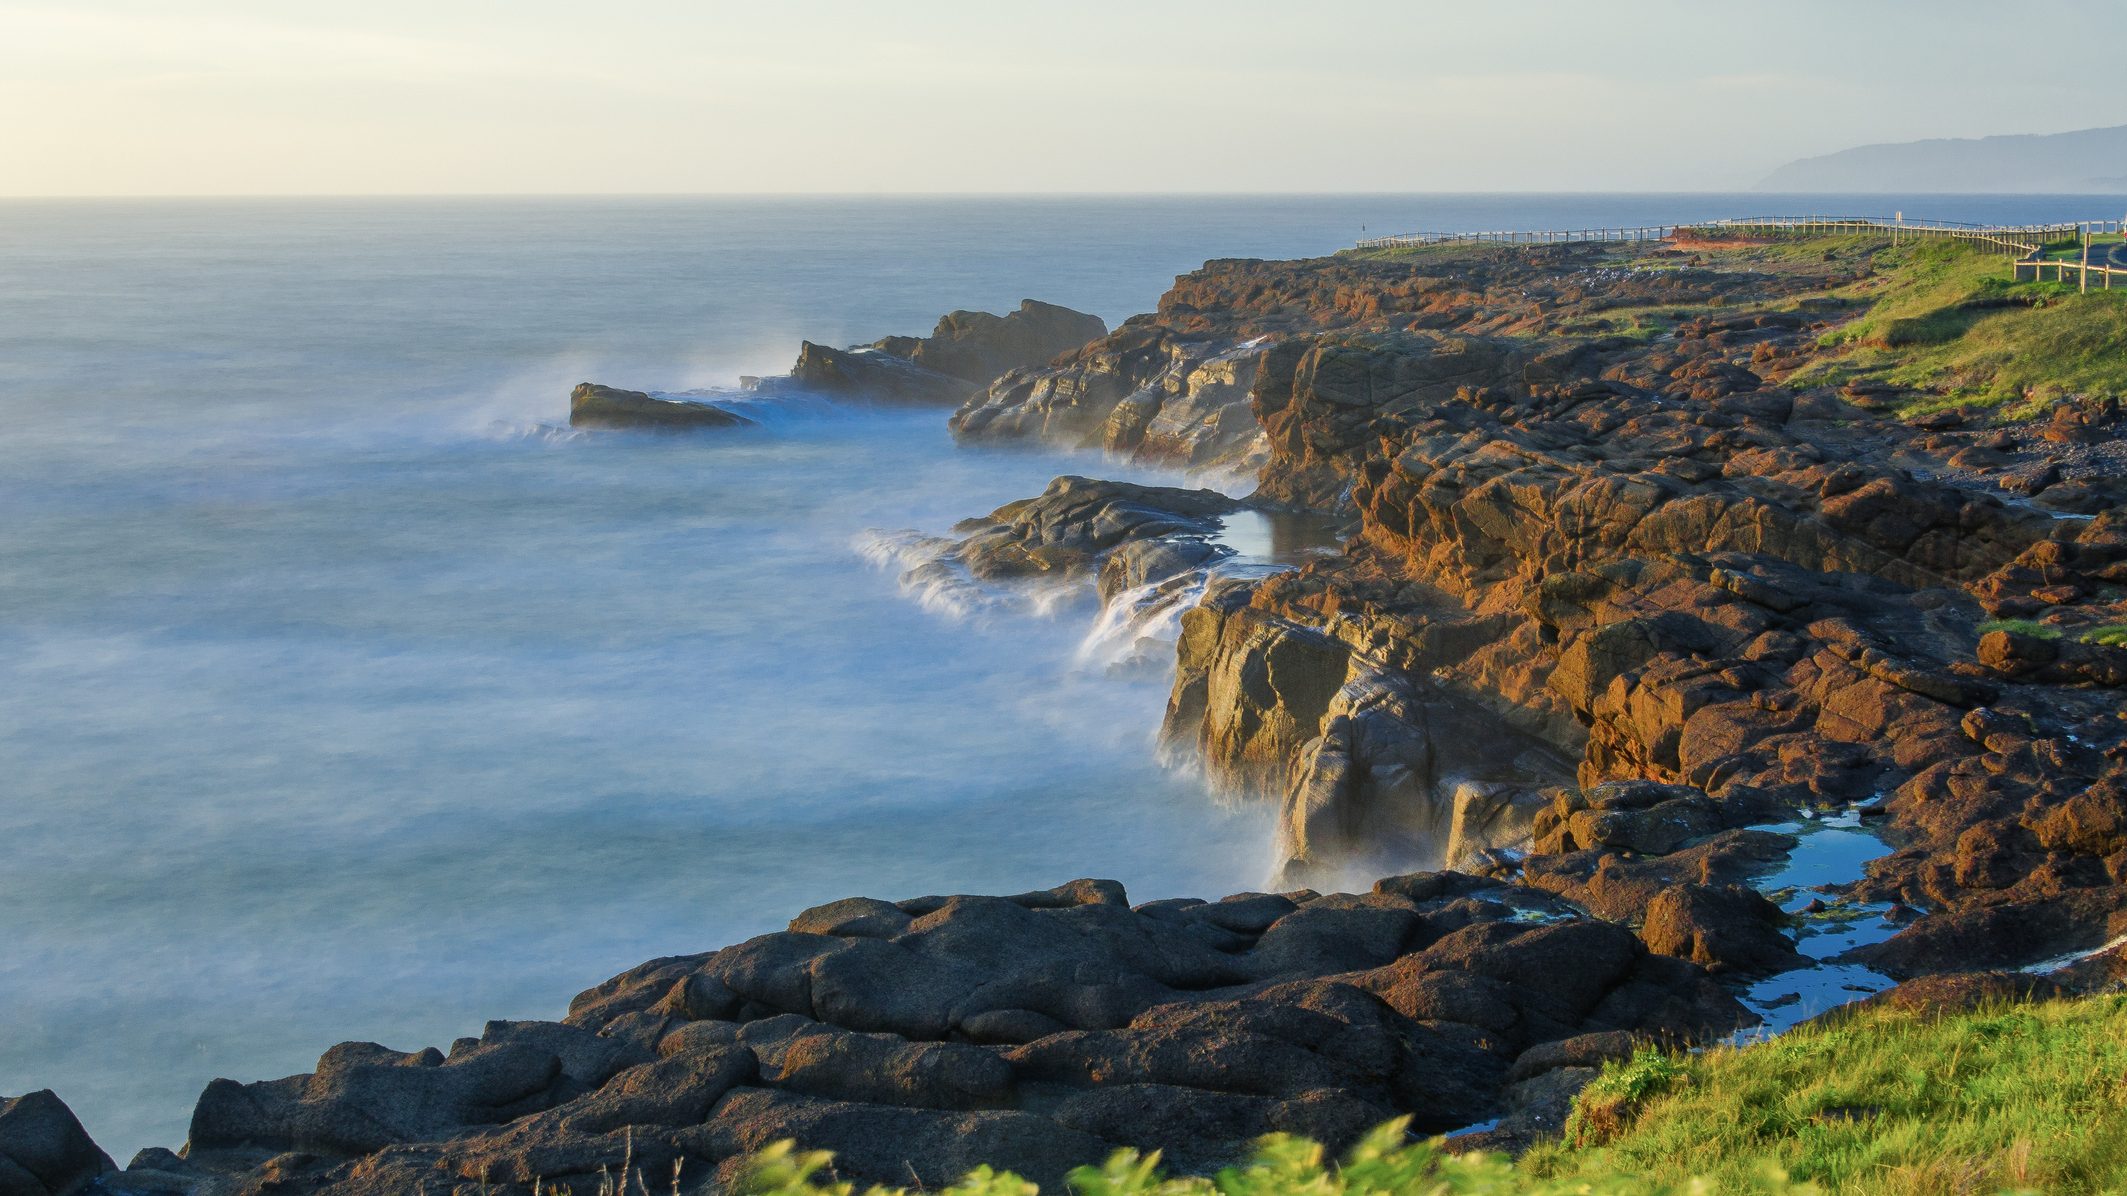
[2083,624,2127,647]
[1567,1046,1691,1145]
[1977,618,2062,640]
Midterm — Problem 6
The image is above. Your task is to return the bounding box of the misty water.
[3,194,2117,1159]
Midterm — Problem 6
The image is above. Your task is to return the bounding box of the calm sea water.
[2,193,2115,1159]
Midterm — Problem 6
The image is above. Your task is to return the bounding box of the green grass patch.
[740,1120,1823,1196]
[1784,240,2127,412]
[1978,618,2063,640]
[1564,1046,1692,1144]
[1525,995,2127,1195]
[2082,624,2127,647]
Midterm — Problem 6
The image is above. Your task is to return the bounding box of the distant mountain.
[1758,125,2127,194]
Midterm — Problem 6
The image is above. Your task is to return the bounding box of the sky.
[2,0,2122,196]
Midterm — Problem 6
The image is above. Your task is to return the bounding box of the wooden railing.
[1356,226,1677,250]
[1691,216,2083,254]
[2014,250,2127,291]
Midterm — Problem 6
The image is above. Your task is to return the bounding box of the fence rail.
[2014,253,2127,290]
[1356,225,1677,249]
[1354,215,2127,290]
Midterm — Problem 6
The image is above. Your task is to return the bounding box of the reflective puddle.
[1734,805,1899,1036]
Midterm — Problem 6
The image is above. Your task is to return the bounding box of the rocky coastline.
[15,237,2127,1196]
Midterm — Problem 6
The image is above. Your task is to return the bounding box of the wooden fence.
[1355,225,1677,249]
[1692,216,2086,253]
[2014,252,2127,290]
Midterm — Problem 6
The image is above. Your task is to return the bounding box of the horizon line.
[3,188,2121,202]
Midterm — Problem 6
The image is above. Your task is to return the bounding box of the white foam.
[2020,932,2127,975]
[1075,573,1210,674]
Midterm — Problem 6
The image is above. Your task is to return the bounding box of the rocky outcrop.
[951,329,1270,475]
[1130,244,2127,981]
[949,250,1819,479]
[788,343,975,406]
[950,476,1241,583]
[130,872,1745,1196]
[862,476,1250,631]
[788,300,1107,407]
[897,300,1108,385]
[0,1092,113,1196]
[568,384,752,430]
[1165,588,1570,885]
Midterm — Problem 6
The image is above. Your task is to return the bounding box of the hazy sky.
[3,0,2121,196]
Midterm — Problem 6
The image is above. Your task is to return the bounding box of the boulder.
[0,1093,113,1196]
[1639,884,1806,976]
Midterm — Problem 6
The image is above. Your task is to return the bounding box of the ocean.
[1,193,2115,1159]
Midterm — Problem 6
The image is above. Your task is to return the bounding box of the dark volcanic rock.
[568,383,752,430]
[1639,884,1807,976]
[0,1092,114,1196]
[693,1088,1107,1192]
[152,872,1746,1195]
[187,1020,651,1156]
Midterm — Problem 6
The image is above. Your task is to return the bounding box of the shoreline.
[13,224,2127,1193]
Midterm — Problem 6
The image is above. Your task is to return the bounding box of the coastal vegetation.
[740,994,2127,1196]
[1352,231,2127,417]
[1799,240,2127,415]
[1527,994,2127,1194]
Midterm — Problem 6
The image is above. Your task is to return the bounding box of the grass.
[1785,239,2127,414]
[740,1122,1822,1196]
[1978,618,2064,640]
[1564,1047,1692,1144]
[1523,995,2127,1195]
[1977,620,2127,647]
[727,995,2127,1196]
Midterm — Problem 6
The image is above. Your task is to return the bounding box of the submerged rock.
[567,383,752,430]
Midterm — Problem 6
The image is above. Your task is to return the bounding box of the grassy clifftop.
[739,994,2127,1196]
[1349,232,2127,418]
[1793,240,2127,416]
